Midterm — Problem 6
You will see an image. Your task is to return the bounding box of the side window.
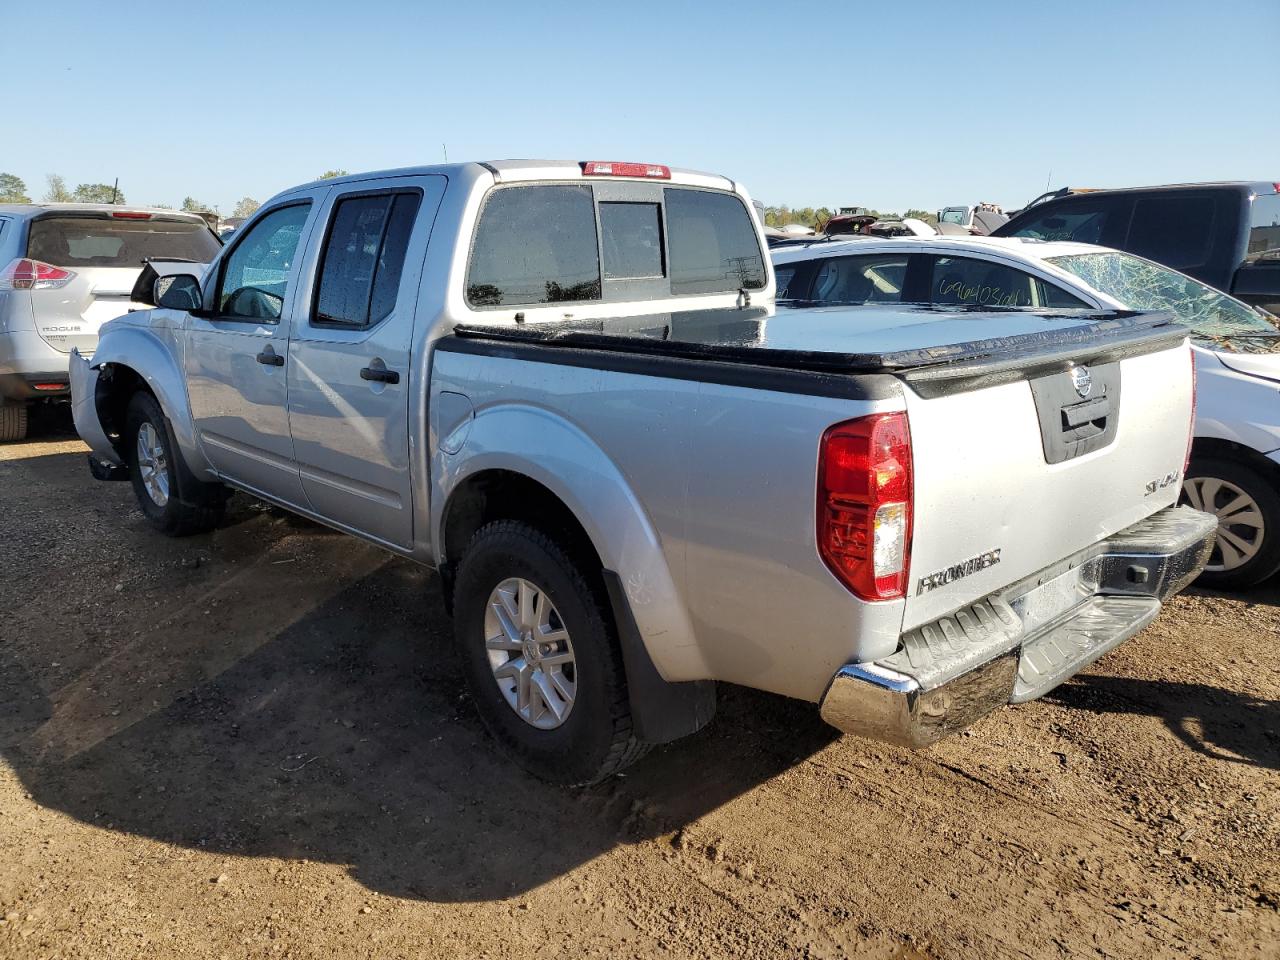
[1245,194,1280,263]
[774,264,797,299]
[931,257,1038,307]
[314,192,421,327]
[1008,203,1112,245]
[812,254,909,303]
[1036,280,1090,308]
[467,185,600,307]
[1126,195,1216,270]
[217,204,311,320]
[665,188,766,294]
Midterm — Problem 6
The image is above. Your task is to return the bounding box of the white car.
[773,235,1280,588]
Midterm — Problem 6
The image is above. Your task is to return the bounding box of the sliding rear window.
[26,216,221,268]
[466,183,766,308]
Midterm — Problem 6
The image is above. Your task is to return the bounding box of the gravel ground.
[1,412,1277,959]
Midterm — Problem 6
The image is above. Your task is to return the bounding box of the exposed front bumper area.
[68,348,123,468]
[819,506,1217,748]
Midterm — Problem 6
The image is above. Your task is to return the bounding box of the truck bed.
[450,303,1185,395]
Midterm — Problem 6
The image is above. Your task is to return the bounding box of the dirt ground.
[1,412,1277,960]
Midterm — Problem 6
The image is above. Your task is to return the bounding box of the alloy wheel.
[1183,476,1264,572]
[135,421,170,508]
[484,577,577,730]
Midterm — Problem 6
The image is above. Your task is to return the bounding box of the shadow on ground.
[0,555,838,904]
[1048,674,1279,771]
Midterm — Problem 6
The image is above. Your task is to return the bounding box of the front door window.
[216,204,311,320]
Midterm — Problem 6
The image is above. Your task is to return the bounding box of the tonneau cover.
[453,303,1185,393]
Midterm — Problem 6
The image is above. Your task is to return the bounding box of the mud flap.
[602,569,716,744]
[87,454,129,482]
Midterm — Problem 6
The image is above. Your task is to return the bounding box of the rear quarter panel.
[431,347,909,702]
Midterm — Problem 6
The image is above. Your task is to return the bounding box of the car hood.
[1203,340,1280,383]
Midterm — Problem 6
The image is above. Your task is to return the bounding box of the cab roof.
[279,160,736,197]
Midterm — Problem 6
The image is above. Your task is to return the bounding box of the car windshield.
[1046,251,1280,340]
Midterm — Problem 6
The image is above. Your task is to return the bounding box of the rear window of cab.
[465,184,766,307]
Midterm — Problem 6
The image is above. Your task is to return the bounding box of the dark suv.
[994,182,1280,314]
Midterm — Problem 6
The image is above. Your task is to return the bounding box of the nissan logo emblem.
[1071,366,1093,399]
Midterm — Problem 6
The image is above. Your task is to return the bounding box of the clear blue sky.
[4,0,1277,215]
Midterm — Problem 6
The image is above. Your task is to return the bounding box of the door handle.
[360,366,400,385]
[256,349,285,367]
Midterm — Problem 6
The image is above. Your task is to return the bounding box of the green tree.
[44,174,74,202]
[317,169,348,180]
[182,196,214,213]
[0,173,30,203]
[231,197,260,218]
[72,183,125,204]
[904,208,938,225]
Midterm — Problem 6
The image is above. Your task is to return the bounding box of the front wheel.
[124,391,227,536]
[1182,456,1280,589]
[452,520,647,785]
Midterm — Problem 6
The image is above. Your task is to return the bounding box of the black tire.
[0,400,28,443]
[124,391,227,536]
[1183,455,1280,590]
[452,520,648,785]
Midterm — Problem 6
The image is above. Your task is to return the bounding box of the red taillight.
[33,382,66,391]
[0,258,75,290]
[817,412,914,601]
[110,211,152,220]
[581,161,671,180]
[1184,348,1197,475]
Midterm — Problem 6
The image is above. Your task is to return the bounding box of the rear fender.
[432,403,707,681]
[87,324,211,478]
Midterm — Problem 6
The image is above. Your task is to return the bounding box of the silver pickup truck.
[70,160,1216,785]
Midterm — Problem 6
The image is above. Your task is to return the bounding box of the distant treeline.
[763,205,938,229]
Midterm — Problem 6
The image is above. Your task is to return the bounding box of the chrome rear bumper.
[819,506,1217,747]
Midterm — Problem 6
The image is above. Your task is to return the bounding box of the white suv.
[0,203,221,441]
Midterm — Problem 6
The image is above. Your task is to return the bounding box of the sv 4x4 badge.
[916,548,1002,595]
[1145,471,1181,496]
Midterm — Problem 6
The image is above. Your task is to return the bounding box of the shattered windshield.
[1047,251,1280,342]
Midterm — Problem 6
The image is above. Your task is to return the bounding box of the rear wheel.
[1182,456,1280,589]
[124,391,227,536]
[452,520,647,785]
[0,400,28,443]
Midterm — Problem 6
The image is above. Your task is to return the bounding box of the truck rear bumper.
[819,505,1217,747]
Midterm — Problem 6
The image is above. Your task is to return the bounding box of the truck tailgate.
[901,341,1193,630]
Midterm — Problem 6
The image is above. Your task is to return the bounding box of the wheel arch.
[1191,436,1280,482]
[438,465,715,743]
[89,326,211,478]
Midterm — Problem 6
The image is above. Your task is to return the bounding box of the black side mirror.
[156,273,204,312]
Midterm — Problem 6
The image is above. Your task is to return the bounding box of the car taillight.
[0,258,75,290]
[1184,348,1197,475]
[817,412,914,601]
[110,211,152,220]
[580,161,671,180]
